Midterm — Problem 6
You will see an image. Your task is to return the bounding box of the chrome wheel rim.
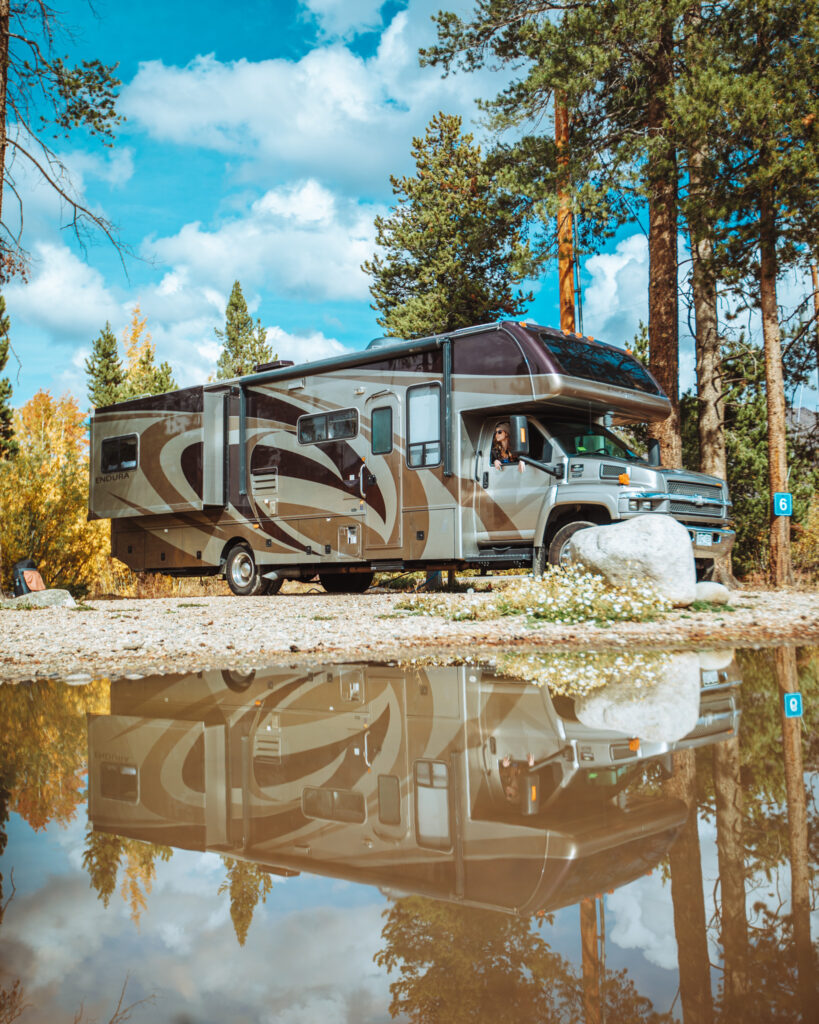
[230,550,254,589]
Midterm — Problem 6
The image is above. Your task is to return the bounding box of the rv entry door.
[362,393,403,558]
[475,417,553,545]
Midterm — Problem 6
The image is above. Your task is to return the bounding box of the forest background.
[0,0,818,594]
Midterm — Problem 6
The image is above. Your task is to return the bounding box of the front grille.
[667,479,724,518]
[668,480,723,500]
[670,500,721,517]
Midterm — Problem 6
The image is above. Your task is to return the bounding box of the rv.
[88,321,735,595]
[88,660,732,915]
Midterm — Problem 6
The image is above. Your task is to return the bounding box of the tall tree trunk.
[811,264,819,395]
[774,646,816,1019]
[0,0,9,235]
[758,189,793,586]
[712,737,748,1008]
[579,896,601,1024]
[555,95,576,334]
[662,750,713,1024]
[646,28,682,468]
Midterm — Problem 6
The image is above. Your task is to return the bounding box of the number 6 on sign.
[773,492,793,516]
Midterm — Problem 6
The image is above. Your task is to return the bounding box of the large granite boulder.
[0,589,76,609]
[575,652,701,742]
[568,514,696,607]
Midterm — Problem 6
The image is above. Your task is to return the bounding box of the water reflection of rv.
[88,659,740,915]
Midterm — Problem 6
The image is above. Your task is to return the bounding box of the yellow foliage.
[0,678,110,830]
[793,491,819,580]
[0,390,108,594]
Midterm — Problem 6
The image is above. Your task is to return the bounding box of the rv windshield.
[544,420,645,462]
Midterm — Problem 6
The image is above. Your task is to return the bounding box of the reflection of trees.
[0,679,109,830]
[82,830,171,926]
[712,734,748,1005]
[773,647,817,1019]
[375,895,673,1023]
[694,647,818,1023]
[218,857,273,946]
[663,750,713,1024]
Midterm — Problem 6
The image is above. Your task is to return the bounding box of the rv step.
[465,548,533,566]
[371,561,405,571]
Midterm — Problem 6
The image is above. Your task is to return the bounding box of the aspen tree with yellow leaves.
[118,306,175,400]
[0,390,108,593]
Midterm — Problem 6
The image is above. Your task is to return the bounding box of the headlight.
[641,500,653,510]
[628,499,639,511]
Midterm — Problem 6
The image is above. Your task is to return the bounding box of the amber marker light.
[531,784,538,802]
[618,473,630,485]
[628,738,640,752]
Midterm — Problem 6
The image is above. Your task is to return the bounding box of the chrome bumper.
[687,526,735,560]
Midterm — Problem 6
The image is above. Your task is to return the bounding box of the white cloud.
[266,324,350,364]
[146,179,383,302]
[582,233,649,348]
[299,0,385,39]
[120,6,502,197]
[4,242,120,338]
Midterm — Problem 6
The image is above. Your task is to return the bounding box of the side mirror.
[647,438,661,466]
[508,414,529,456]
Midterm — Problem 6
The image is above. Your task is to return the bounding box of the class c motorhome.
[88,320,735,595]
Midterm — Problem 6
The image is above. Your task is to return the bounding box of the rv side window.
[100,762,138,803]
[371,406,393,455]
[414,760,451,850]
[407,384,441,468]
[378,774,401,825]
[101,434,138,473]
[297,409,358,444]
[302,787,365,823]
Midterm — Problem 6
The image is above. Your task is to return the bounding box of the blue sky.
[3,0,815,411]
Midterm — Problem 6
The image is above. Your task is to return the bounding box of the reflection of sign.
[774,492,793,516]
[784,692,803,718]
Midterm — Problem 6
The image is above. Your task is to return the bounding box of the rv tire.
[225,544,264,596]
[547,521,596,568]
[319,571,374,594]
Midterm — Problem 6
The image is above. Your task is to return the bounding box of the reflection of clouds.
[607,873,679,970]
[1,820,391,1023]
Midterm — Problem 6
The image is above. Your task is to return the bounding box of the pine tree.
[0,293,16,458]
[119,306,176,399]
[215,281,272,379]
[85,322,124,408]
[422,2,688,464]
[362,112,532,338]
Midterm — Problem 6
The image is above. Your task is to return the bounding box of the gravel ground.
[1,583,818,684]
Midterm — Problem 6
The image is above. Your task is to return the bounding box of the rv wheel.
[547,521,596,569]
[319,571,374,594]
[260,576,284,595]
[225,544,264,596]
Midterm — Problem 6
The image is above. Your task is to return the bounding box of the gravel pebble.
[0,586,817,684]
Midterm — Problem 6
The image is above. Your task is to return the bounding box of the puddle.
[0,646,816,1022]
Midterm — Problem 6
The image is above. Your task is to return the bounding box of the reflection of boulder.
[574,653,701,742]
[698,649,735,671]
[568,514,696,606]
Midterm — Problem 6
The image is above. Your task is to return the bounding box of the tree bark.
[579,896,601,1024]
[774,646,816,1020]
[758,188,793,586]
[555,95,576,334]
[646,28,682,468]
[811,264,819,395]
[712,737,748,1007]
[662,750,713,1024]
[0,0,9,235]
